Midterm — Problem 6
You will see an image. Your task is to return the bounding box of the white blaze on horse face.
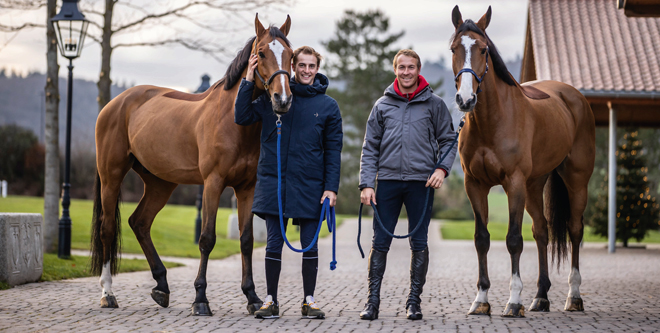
[457,35,477,103]
[473,287,489,303]
[567,267,582,298]
[507,272,524,305]
[270,40,287,101]
[99,261,114,298]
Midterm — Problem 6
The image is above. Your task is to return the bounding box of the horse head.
[450,6,492,112]
[253,14,293,115]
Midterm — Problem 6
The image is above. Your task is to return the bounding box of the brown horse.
[90,14,293,316]
[451,6,595,317]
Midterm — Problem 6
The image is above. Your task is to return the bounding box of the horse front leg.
[191,175,224,316]
[465,176,492,316]
[502,175,527,317]
[235,183,263,314]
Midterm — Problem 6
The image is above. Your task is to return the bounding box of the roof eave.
[580,89,660,100]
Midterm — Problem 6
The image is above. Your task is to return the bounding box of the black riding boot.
[360,248,387,320]
[406,247,429,320]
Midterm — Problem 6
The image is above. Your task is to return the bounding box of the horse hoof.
[191,302,213,316]
[467,301,491,316]
[247,302,262,315]
[529,298,550,312]
[151,289,170,308]
[502,303,525,317]
[100,295,119,308]
[564,296,584,311]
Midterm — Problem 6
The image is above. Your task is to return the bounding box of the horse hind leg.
[235,183,263,314]
[129,164,178,307]
[561,170,589,311]
[94,165,131,308]
[525,175,551,312]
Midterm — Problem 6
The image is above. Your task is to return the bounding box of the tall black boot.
[360,249,387,320]
[406,247,429,320]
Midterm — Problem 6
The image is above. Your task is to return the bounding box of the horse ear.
[279,15,291,36]
[255,13,266,37]
[452,5,463,29]
[476,6,492,31]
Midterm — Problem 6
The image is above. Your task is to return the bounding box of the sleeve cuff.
[436,168,448,177]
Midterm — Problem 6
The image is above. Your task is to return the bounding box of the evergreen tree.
[322,9,404,214]
[590,129,660,246]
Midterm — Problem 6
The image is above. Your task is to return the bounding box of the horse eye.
[451,49,455,54]
[481,49,487,55]
[258,52,265,58]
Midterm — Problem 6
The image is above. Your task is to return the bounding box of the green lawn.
[440,192,660,244]
[0,196,345,260]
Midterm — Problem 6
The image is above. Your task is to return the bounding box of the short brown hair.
[293,46,323,67]
[392,49,421,71]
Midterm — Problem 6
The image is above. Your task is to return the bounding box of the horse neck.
[468,71,522,139]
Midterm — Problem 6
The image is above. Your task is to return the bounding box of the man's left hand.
[321,191,337,207]
[426,169,446,189]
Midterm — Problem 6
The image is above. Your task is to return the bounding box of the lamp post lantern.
[51,0,89,259]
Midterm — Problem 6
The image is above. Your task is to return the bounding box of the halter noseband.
[252,39,291,94]
[454,48,489,94]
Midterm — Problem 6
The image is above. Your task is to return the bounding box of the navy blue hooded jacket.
[234,73,343,220]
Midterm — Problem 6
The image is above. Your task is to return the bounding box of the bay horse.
[91,14,293,316]
[451,6,595,317]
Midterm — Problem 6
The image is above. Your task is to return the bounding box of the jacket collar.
[290,73,329,97]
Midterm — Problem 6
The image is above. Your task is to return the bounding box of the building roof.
[522,0,660,96]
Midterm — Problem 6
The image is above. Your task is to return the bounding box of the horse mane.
[218,26,291,91]
[450,19,517,87]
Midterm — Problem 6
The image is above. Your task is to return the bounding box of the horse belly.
[128,108,203,184]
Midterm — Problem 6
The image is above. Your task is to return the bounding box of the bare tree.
[80,0,291,111]
[43,0,60,253]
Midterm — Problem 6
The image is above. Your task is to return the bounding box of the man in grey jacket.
[358,49,457,321]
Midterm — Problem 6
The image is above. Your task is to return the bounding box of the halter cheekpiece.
[454,48,489,94]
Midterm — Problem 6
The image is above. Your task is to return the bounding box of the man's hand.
[360,187,376,206]
[245,54,258,82]
[426,169,446,189]
[321,191,337,207]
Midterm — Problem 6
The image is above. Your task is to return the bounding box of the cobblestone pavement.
[1,218,659,332]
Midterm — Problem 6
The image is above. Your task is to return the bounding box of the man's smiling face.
[395,55,420,91]
[293,53,318,85]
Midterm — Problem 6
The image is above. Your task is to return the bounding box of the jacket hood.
[290,73,329,97]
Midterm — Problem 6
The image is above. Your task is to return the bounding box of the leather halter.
[454,48,489,94]
[252,38,291,94]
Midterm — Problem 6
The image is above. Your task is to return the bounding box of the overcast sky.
[0,0,528,92]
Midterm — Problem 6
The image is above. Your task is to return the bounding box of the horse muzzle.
[272,93,292,115]
[456,92,477,112]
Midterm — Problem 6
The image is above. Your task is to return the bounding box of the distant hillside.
[0,71,127,148]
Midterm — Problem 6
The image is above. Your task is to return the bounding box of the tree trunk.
[43,0,60,253]
[97,0,115,112]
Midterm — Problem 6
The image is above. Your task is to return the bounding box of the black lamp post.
[51,0,89,259]
[194,74,211,244]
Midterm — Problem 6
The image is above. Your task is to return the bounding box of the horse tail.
[545,168,569,269]
[90,172,122,275]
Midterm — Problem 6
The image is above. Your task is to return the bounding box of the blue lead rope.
[276,117,337,270]
[356,117,465,259]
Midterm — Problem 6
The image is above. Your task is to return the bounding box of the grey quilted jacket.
[359,83,457,189]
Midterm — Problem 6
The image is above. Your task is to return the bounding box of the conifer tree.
[590,129,660,246]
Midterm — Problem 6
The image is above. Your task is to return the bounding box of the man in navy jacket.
[235,46,342,319]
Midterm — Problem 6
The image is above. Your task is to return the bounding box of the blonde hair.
[392,49,421,71]
[293,46,323,67]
